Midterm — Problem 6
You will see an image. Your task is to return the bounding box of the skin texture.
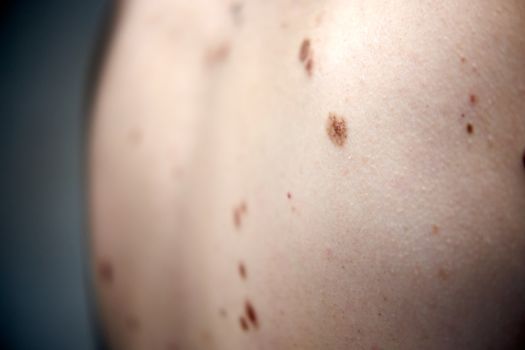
[88,1,525,349]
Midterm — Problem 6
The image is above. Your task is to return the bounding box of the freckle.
[460,56,466,64]
[431,224,440,235]
[238,262,247,280]
[466,123,474,134]
[460,113,465,118]
[219,308,228,318]
[287,192,292,199]
[469,94,478,106]
[437,268,450,281]
[245,300,259,328]
[125,315,141,332]
[98,259,114,284]
[206,42,230,65]
[239,316,249,331]
[326,113,348,147]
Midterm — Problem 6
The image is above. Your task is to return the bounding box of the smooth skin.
[89,1,525,349]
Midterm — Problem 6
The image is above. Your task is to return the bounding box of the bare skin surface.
[89,1,525,349]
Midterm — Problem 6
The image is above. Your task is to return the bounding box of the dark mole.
[239,316,249,331]
[98,259,114,284]
[125,315,141,332]
[469,94,478,106]
[238,262,247,280]
[245,300,259,328]
[233,201,247,229]
[326,113,348,147]
[299,38,314,76]
[206,42,230,65]
[466,123,474,134]
[287,192,292,199]
[522,149,525,169]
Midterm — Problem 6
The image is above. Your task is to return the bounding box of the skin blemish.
[522,149,525,169]
[469,94,478,106]
[219,308,228,318]
[125,315,141,332]
[165,341,178,350]
[128,128,142,145]
[233,201,247,229]
[229,2,243,26]
[431,224,440,235]
[466,123,474,134]
[326,113,348,147]
[206,42,230,66]
[287,192,292,199]
[299,38,314,76]
[437,268,450,281]
[238,262,247,280]
[245,300,259,329]
[239,316,249,331]
[98,259,114,284]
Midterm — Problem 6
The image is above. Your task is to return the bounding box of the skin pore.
[89,1,525,349]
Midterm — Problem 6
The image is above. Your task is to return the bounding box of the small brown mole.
[469,94,478,106]
[522,149,525,169]
[219,308,228,318]
[98,259,114,284]
[206,42,230,66]
[466,123,474,134]
[437,268,450,281]
[287,192,292,199]
[245,300,259,328]
[239,316,249,331]
[238,262,247,280]
[431,224,440,235]
[326,113,348,147]
[233,201,248,229]
[299,38,314,76]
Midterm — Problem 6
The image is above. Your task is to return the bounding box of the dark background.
[0,1,110,349]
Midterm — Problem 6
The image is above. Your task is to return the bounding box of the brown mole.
[238,262,247,280]
[245,300,259,328]
[98,259,114,284]
[466,123,474,134]
[437,268,450,281]
[206,42,230,66]
[287,192,292,199]
[431,224,440,236]
[239,316,249,331]
[233,201,247,229]
[299,38,314,76]
[469,94,478,106]
[522,149,525,169]
[326,113,348,147]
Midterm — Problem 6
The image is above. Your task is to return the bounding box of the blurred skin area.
[88,1,525,349]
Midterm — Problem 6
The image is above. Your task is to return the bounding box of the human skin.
[88,1,525,349]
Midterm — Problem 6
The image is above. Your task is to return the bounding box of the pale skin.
[88,1,525,349]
